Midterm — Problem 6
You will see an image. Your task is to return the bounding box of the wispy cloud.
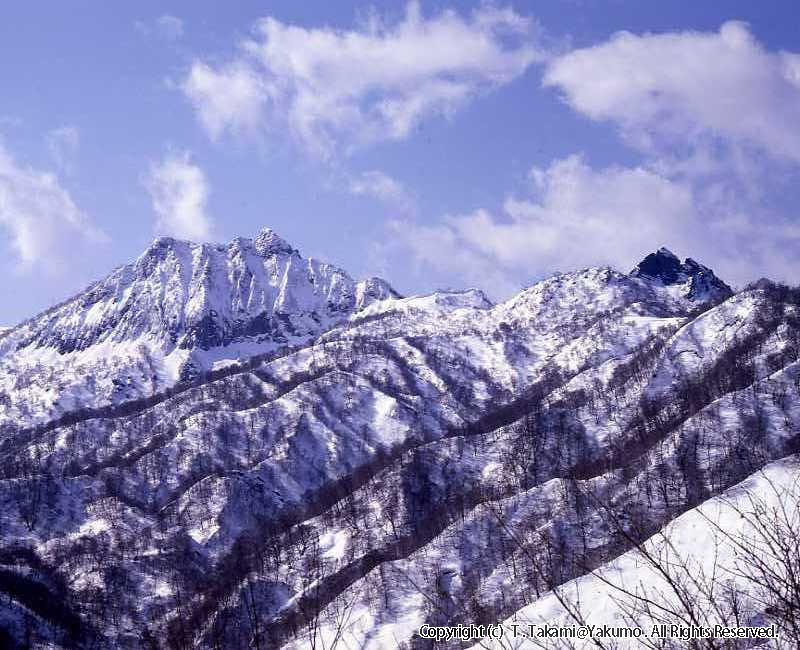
[348,170,416,215]
[145,151,214,241]
[181,1,545,157]
[180,62,268,142]
[46,125,79,173]
[156,15,184,40]
[0,142,106,273]
[136,14,184,41]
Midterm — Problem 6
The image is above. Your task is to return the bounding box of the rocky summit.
[630,246,733,302]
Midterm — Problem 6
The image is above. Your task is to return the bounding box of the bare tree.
[583,464,800,650]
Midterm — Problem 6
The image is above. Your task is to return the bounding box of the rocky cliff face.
[0,236,796,649]
[630,246,733,303]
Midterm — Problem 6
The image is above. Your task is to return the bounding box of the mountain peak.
[5,224,398,369]
[632,248,683,283]
[254,227,296,257]
[630,247,733,302]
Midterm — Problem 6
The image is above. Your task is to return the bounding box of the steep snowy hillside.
[0,232,796,650]
[470,455,800,649]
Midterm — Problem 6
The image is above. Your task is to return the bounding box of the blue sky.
[2,1,800,324]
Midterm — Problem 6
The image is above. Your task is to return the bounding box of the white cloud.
[46,125,79,172]
[544,21,800,164]
[181,1,544,156]
[0,143,106,272]
[390,155,800,297]
[348,170,415,214]
[181,62,269,141]
[145,151,214,241]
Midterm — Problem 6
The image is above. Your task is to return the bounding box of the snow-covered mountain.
[0,228,397,429]
[1,230,797,649]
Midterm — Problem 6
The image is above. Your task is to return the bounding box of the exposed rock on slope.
[630,246,733,303]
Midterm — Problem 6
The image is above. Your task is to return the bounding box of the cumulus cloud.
[181,1,544,156]
[390,155,800,297]
[348,170,415,214]
[46,125,79,172]
[0,143,106,272]
[145,152,214,241]
[544,21,800,164]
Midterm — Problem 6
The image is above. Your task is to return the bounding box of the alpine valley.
[1,229,799,649]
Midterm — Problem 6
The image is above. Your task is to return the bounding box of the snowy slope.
[1,233,795,650]
[472,456,800,649]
